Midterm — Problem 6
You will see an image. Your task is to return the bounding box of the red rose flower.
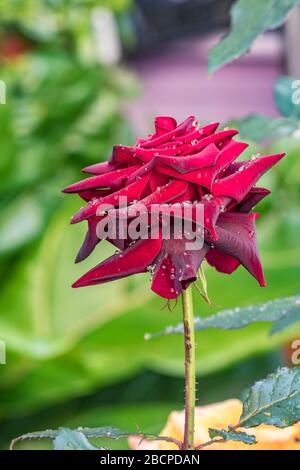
[63,116,285,299]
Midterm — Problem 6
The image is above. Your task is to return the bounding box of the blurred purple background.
[126,32,283,133]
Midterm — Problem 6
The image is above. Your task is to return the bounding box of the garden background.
[0,0,300,450]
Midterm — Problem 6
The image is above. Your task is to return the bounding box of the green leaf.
[13,424,173,451]
[75,427,134,440]
[0,195,45,257]
[208,0,300,74]
[10,403,177,450]
[146,296,300,339]
[274,76,300,119]
[208,428,256,445]
[53,428,100,450]
[271,306,300,334]
[231,114,298,143]
[240,367,300,428]
[10,429,59,449]
[11,425,134,450]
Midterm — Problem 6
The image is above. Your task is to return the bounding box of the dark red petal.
[154,116,177,136]
[127,180,188,216]
[63,166,139,193]
[206,248,240,274]
[78,189,110,202]
[153,122,219,150]
[196,141,248,189]
[126,160,155,185]
[110,145,141,165]
[155,196,229,240]
[82,162,118,175]
[182,122,219,142]
[151,249,179,299]
[116,143,186,164]
[75,218,100,263]
[141,116,195,149]
[201,196,231,240]
[151,239,209,299]
[72,237,162,287]
[155,141,247,189]
[178,129,239,156]
[229,187,271,213]
[71,175,150,224]
[156,143,220,174]
[149,171,169,192]
[208,212,266,286]
[212,153,285,202]
[175,184,198,203]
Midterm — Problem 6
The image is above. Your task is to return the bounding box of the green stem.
[182,285,196,450]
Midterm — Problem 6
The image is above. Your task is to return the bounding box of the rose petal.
[156,143,220,174]
[154,116,177,136]
[141,116,195,149]
[178,129,239,156]
[71,175,150,224]
[206,248,240,274]
[151,239,209,299]
[149,171,169,192]
[75,218,100,263]
[82,161,118,175]
[127,180,188,217]
[73,237,162,287]
[212,153,285,202]
[63,166,139,193]
[208,212,266,286]
[234,187,271,213]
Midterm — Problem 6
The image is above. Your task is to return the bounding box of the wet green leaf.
[240,367,300,428]
[208,0,300,74]
[146,296,300,339]
[54,428,100,450]
[208,428,256,445]
[271,307,300,334]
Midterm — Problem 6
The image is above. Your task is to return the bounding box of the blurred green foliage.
[0,52,135,258]
[0,0,136,260]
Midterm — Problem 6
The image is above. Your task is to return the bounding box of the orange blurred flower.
[129,400,300,451]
